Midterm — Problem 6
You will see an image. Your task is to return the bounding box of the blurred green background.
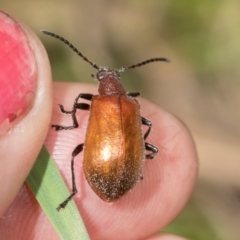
[2,1,240,239]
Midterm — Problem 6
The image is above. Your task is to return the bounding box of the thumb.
[0,10,52,215]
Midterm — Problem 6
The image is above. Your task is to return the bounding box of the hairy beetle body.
[83,95,144,202]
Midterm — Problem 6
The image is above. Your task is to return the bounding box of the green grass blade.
[26,145,90,240]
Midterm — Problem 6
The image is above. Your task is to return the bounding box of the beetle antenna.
[41,30,99,70]
[118,57,170,73]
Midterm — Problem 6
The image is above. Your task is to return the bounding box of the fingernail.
[0,11,37,134]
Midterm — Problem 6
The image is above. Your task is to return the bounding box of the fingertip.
[47,84,198,239]
[0,10,52,215]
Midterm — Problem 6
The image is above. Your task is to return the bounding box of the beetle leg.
[141,117,158,159]
[145,142,158,159]
[52,104,89,130]
[127,92,140,98]
[52,93,94,131]
[57,104,72,114]
[141,116,152,140]
[56,143,84,211]
[79,93,94,100]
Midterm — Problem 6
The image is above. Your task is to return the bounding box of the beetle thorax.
[97,68,126,96]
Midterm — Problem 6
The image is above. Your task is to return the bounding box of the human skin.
[0,10,198,240]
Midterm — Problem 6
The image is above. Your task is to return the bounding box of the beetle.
[42,30,170,210]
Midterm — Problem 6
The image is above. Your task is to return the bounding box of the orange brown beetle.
[42,30,170,210]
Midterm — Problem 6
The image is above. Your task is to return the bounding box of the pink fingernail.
[0,11,37,134]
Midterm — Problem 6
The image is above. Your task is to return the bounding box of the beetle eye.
[96,70,107,80]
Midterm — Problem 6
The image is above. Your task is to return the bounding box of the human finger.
[0,10,52,216]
